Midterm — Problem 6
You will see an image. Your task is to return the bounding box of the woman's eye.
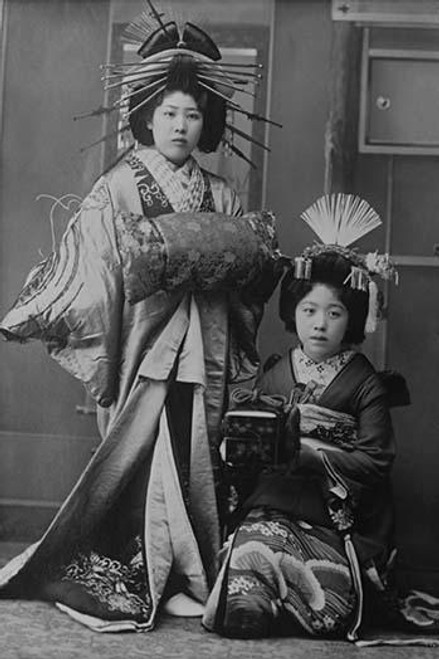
[187,113,201,121]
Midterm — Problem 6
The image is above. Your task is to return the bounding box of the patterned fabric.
[0,149,263,634]
[126,153,173,216]
[134,149,206,213]
[112,148,278,306]
[0,180,116,362]
[293,347,355,398]
[55,539,152,622]
[114,209,279,305]
[204,508,356,639]
[212,349,439,645]
[203,350,397,641]
[298,405,358,450]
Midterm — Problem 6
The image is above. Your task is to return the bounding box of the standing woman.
[0,4,279,632]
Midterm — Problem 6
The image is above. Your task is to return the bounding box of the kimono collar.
[136,147,205,212]
[293,346,355,390]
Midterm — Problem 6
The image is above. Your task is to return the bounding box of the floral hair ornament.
[294,194,398,333]
[75,0,281,168]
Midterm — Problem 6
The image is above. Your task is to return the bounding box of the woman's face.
[147,91,203,165]
[295,283,349,362]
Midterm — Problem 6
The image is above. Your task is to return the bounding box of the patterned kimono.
[203,347,397,640]
[0,147,267,632]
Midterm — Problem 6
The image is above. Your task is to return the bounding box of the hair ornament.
[300,193,382,247]
[343,265,369,293]
[365,251,399,285]
[292,193,398,334]
[76,0,281,167]
[294,255,312,280]
[365,280,380,334]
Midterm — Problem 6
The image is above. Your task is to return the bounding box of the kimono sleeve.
[321,372,396,493]
[0,178,124,407]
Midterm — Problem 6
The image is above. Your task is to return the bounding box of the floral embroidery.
[215,510,357,638]
[61,544,151,619]
[314,420,357,449]
[228,575,259,596]
[327,499,355,532]
[293,348,355,391]
[243,521,288,539]
[115,210,278,305]
[310,614,337,632]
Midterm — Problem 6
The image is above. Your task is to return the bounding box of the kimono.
[203,347,397,640]
[0,147,272,632]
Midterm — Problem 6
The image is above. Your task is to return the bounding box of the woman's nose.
[174,115,187,132]
[313,312,326,329]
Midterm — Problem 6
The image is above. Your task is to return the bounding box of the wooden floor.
[0,543,437,659]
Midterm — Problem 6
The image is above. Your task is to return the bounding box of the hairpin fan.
[300,194,382,247]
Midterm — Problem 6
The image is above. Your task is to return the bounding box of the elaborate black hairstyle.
[80,1,281,167]
[279,252,369,345]
[280,194,398,343]
[128,54,227,152]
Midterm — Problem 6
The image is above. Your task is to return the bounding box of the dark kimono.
[203,348,396,640]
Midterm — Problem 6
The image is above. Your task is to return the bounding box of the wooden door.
[325,21,439,591]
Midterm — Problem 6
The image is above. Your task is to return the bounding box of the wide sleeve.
[258,354,395,491]
[306,370,396,519]
[324,373,395,483]
[0,177,124,407]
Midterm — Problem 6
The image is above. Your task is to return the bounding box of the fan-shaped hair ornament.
[290,193,398,336]
[300,194,382,247]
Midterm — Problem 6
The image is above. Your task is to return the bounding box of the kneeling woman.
[203,195,399,640]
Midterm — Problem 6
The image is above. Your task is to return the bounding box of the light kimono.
[0,147,273,632]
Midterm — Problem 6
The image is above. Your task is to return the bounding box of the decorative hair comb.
[293,194,398,333]
[76,0,281,168]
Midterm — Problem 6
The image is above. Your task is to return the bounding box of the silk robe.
[0,148,269,631]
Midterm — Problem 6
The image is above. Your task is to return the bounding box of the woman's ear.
[147,120,153,131]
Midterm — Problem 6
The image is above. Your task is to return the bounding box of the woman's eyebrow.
[162,104,199,111]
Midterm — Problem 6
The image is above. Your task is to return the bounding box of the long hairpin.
[223,139,256,169]
[79,124,131,152]
[198,74,256,97]
[226,123,271,152]
[124,83,167,118]
[103,70,168,91]
[77,0,280,168]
